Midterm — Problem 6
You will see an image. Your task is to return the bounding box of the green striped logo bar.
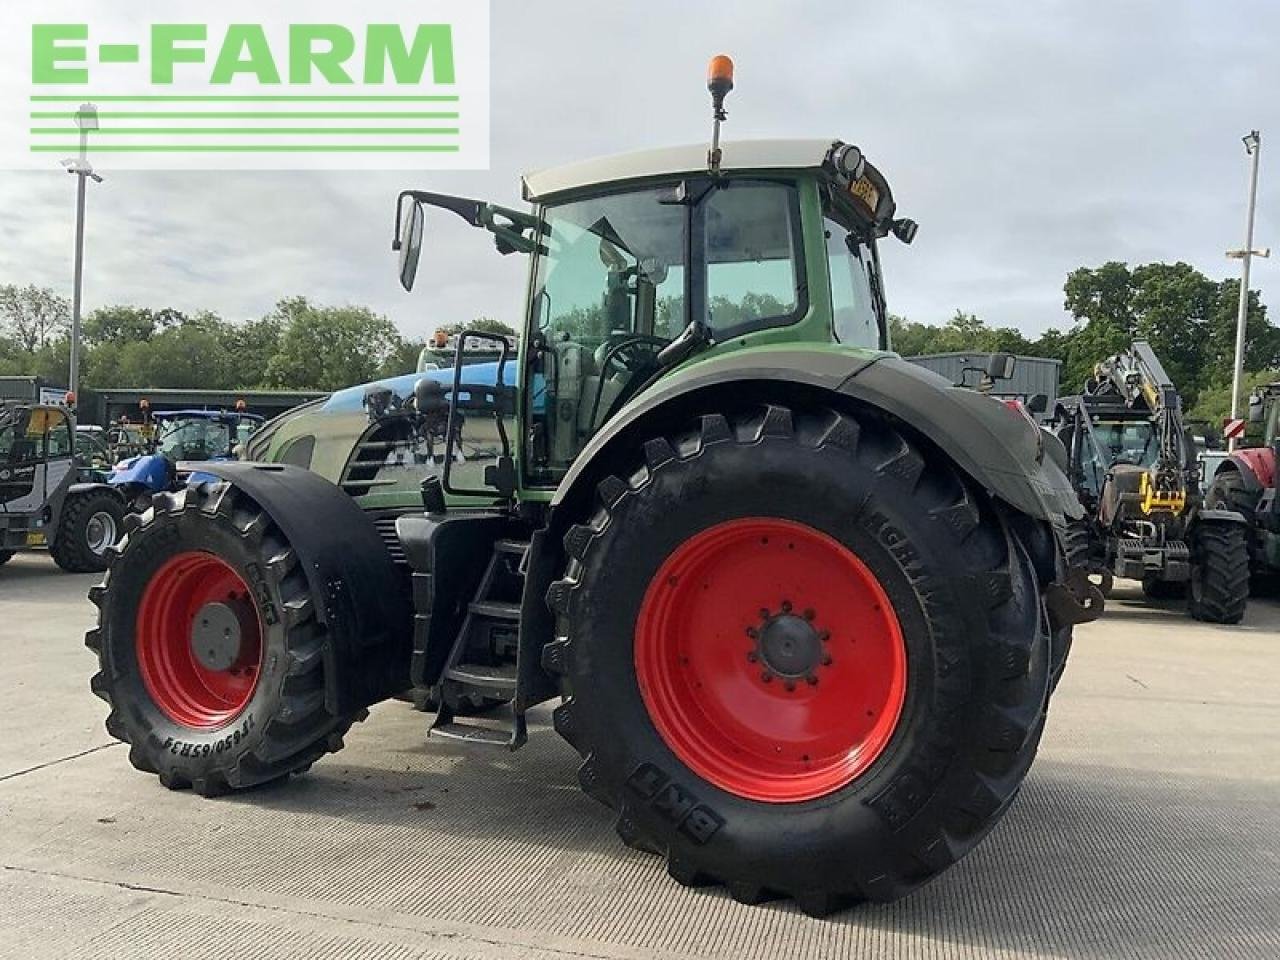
[4,3,490,170]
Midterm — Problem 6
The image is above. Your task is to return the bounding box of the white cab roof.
[522,138,835,202]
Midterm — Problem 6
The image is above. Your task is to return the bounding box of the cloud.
[1,0,1276,344]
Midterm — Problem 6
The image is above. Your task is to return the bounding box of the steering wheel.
[588,334,670,428]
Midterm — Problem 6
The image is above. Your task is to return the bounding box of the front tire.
[545,405,1051,914]
[87,483,363,795]
[1187,519,1250,624]
[51,490,125,573]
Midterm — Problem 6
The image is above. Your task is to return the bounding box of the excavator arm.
[1087,340,1190,514]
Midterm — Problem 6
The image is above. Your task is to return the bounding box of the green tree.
[436,316,518,338]
[0,284,70,352]
[263,297,408,390]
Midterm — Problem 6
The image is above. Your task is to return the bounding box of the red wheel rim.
[635,518,907,803]
[136,551,263,729]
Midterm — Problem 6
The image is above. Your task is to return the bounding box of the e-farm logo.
[0,2,489,170]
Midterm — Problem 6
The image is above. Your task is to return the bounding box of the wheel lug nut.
[759,608,770,619]
[819,630,830,643]
[784,679,796,692]
[821,654,833,666]
[745,626,758,638]
[760,671,773,683]
[746,651,758,662]
[805,674,818,685]
[803,608,815,621]
[781,600,793,613]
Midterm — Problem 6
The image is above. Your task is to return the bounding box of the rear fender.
[1227,448,1276,492]
[195,462,412,713]
[551,349,1081,524]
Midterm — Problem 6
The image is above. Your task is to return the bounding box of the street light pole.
[1228,130,1264,451]
[63,103,102,415]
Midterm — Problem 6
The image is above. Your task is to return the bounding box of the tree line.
[0,287,518,394]
[2,259,1276,423]
[890,260,1279,423]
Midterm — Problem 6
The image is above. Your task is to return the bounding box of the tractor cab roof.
[522,138,898,232]
[153,409,264,424]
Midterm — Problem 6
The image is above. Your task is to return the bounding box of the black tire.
[51,490,126,573]
[86,482,364,796]
[1207,470,1268,586]
[1187,519,1250,624]
[1141,575,1184,601]
[0,550,13,566]
[544,405,1051,915]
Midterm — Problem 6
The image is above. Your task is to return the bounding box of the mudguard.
[194,462,413,712]
[551,348,1082,523]
[1224,448,1276,492]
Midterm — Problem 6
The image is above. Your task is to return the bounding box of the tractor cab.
[394,135,914,499]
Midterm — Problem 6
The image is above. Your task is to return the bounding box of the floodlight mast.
[1227,130,1266,451]
[64,103,102,413]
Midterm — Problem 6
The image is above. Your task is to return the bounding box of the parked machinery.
[86,59,1101,914]
[108,406,264,505]
[0,400,125,572]
[1052,340,1250,621]
[1207,382,1280,587]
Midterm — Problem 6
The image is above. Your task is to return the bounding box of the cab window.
[824,217,879,349]
[703,182,804,337]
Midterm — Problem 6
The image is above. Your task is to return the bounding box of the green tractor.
[87,61,1099,914]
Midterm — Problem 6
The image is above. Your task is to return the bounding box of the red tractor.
[1208,383,1280,588]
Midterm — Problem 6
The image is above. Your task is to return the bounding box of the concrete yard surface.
[2,550,1278,959]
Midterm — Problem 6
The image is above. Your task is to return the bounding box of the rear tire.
[1187,520,1250,624]
[51,490,125,573]
[87,482,364,796]
[545,405,1051,914]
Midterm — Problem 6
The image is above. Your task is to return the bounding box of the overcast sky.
[2,0,1278,342]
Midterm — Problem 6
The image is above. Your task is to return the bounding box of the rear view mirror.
[985,353,1016,380]
[1247,394,1264,422]
[396,198,425,291]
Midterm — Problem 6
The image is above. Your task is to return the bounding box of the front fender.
[552,348,1081,523]
[195,461,412,712]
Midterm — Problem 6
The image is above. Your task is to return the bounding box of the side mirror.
[1025,393,1048,415]
[396,198,425,291]
[891,218,918,244]
[1247,394,1264,422]
[985,353,1016,380]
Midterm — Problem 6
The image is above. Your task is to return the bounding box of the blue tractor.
[109,408,264,504]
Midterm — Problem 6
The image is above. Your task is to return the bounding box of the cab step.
[444,661,517,694]
[468,600,520,620]
[430,721,512,746]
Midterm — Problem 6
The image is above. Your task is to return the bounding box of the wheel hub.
[135,551,264,729]
[750,604,830,687]
[191,601,247,672]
